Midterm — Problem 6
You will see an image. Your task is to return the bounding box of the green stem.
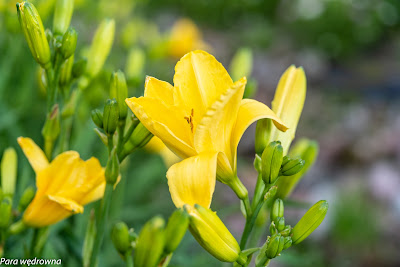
[117,121,126,155]
[108,135,114,154]
[252,173,265,211]
[125,251,134,267]
[160,253,172,267]
[58,116,73,153]
[30,227,49,257]
[89,183,114,267]
[255,258,270,267]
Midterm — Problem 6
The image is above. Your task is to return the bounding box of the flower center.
[184,108,194,133]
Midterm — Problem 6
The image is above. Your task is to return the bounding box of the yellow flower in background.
[126,50,288,209]
[168,19,210,58]
[145,137,180,167]
[18,137,106,227]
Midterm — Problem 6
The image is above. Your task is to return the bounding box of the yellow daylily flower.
[145,137,180,167]
[126,50,288,209]
[18,137,106,227]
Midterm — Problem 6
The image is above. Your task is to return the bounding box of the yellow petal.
[17,137,49,174]
[194,77,247,166]
[173,50,233,121]
[48,195,84,213]
[125,97,196,158]
[231,99,288,170]
[166,152,218,208]
[80,157,106,205]
[270,66,306,154]
[144,76,174,106]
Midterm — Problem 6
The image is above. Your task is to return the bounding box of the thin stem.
[252,173,265,211]
[108,135,114,154]
[30,227,49,257]
[125,251,134,267]
[116,121,126,155]
[255,258,270,267]
[160,253,172,267]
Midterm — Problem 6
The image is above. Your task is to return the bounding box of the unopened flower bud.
[271,198,284,222]
[280,225,291,237]
[111,222,132,254]
[134,216,165,267]
[121,123,153,157]
[103,99,119,135]
[42,104,60,142]
[72,58,87,78]
[276,217,285,232]
[17,1,51,69]
[185,204,245,264]
[291,200,328,245]
[229,47,253,82]
[37,67,47,95]
[269,221,276,235]
[255,119,272,155]
[59,54,74,88]
[110,70,128,121]
[280,157,304,176]
[283,236,292,250]
[261,141,283,184]
[1,148,17,196]
[105,148,119,185]
[86,18,115,78]
[266,234,284,259]
[164,208,189,253]
[91,109,103,128]
[18,186,35,212]
[125,47,146,82]
[264,185,278,201]
[53,0,74,35]
[60,27,77,59]
[0,197,12,228]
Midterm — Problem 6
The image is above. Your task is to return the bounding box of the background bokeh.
[1,0,400,266]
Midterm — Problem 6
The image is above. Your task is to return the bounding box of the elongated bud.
[261,141,283,184]
[266,234,284,259]
[280,225,291,237]
[37,67,48,95]
[86,18,115,78]
[91,109,103,128]
[60,27,77,59]
[280,157,304,176]
[283,236,292,250]
[72,58,87,78]
[111,222,132,255]
[0,197,12,228]
[42,104,60,142]
[53,0,74,35]
[103,99,119,135]
[264,185,278,201]
[134,216,165,267]
[255,119,272,155]
[17,2,51,69]
[59,54,74,88]
[229,47,252,82]
[121,123,153,156]
[18,186,35,212]
[125,47,146,82]
[291,200,328,245]
[110,70,128,121]
[276,217,285,232]
[271,198,284,222]
[164,208,189,253]
[105,148,119,185]
[185,204,246,265]
[1,148,17,196]
[269,222,276,235]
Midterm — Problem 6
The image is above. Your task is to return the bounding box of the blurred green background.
[1,0,400,266]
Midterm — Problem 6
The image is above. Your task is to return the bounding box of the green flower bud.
[110,70,128,121]
[121,123,153,156]
[105,148,119,185]
[0,197,12,228]
[125,47,146,82]
[229,47,253,82]
[72,58,87,78]
[269,221,276,235]
[103,99,119,135]
[266,234,284,259]
[94,128,108,146]
[291,200,328,245]
[280,225,291,237]
[253,154,262,173]
[271,198,284,222]
[261,141,283,184]
[53,0,74,35]
[111,222,132,255]
[185,204,245,265]
[18,186,35,212]
[37,67,48,95]
[283,236,292,250]
[280,157,305,176]
[42,104,60,145]
[17,2,51,69]
[281,155,290,166]
[86,18,115,78]
[60,27,77,59]
[264,185,278,201]
[255,119,272,155]
[1,148,18,196]
[59,54,74,88]
[276,217,285,232]
[164,208,189,253]
[134,216,165,267]
[91,109,103,128]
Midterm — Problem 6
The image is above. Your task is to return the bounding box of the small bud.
[164,208,189,253]
[269,221,276,235]
[91,109,103,128]
[185,204,244,264]
[111,222,132,255]
[283,236,292,250]
[53,0,74,35]
[281,155,290,166]
[280,225,291,237]
[105,148,119,185]
[60,27,77,59]
[37,67,48,95]
[291,200,328,245]
[110,70,128,121]
[266,234,284,259]
[134,216,165,267]
[17,2,51,69]
[86,18,115,78]
[94,128,108,146]
[264,185,277,201]
[42,104,60,142]
[18,186,35,212]
[276,217,285,232]
[229,47,253,82]
[0,197,12,228]
[271,198,284,222]
[261,141,283,184]
[1,148,18,196]
[121,123,153,156]
[280,158,305,176]
[103,99,119,135]
[72,58,87,78]
[255,119,272,155]
[253,154,262,173]
[59,54,74,88]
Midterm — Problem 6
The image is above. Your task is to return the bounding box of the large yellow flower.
[18,137,106,227]
[125,50,288,208]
